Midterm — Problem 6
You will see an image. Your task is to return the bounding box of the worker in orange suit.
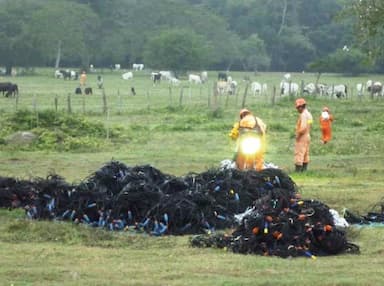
[79,71,87,86]
[229,108,267,171]
[320,106,333,144]
[294,98,313,172]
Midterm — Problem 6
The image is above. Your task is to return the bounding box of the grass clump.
[0,110,123,152]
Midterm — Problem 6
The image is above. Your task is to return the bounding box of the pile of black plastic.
[0,160,359,258]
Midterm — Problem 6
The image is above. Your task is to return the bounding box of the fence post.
[82,92,86,114]
[117,89,122,115]
[179,86,184,107]
[33,94,37,113]
[15,93,19,111]
[241,82,249,108]
[67,94,72,114]
[168,86,173,105]
[54,95,58,112]
[102,89,107,115]
[272,85,276,105]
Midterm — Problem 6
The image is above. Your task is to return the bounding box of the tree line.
[0,0,383,75]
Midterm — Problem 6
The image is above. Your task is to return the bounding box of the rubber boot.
[302,163,308,172]
[295,164,303,172]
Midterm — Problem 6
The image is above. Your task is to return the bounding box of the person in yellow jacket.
[294,98,313,172]
[229,108,267,171]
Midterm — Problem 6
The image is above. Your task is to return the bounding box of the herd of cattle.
[2,64,384,99]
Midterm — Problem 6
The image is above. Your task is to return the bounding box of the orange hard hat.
[239,108,251,118]
[295,98,306,108]
[323,106,329,112]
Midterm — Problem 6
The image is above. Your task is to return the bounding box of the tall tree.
[27,0,99,69]
[0,0,42,74]
[143,28,213,73]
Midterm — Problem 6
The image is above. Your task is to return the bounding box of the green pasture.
[0,69,384,285]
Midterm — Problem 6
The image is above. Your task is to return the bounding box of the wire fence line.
[1,81,380,116]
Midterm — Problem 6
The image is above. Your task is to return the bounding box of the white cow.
[356,83,365,96]
[201,71,208,83]
[326,84,347,98]
[159,71,173,81]
[366,80,383,96]
[188,74,202,84]
[250,82,267,96]
[114,64,121,70]
[169,77,180,86]
[280,81,299,96]
[217,81,230,95]
[132,63,144,71]
[54,70,63,79]
[122,71,133,80]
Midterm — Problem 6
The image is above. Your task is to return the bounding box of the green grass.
[0,69,384,285]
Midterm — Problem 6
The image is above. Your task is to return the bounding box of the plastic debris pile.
[344,198,384,225]
[0,160,359,257]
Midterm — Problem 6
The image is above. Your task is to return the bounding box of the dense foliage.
[0,0,383,73]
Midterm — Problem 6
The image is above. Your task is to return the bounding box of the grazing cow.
[188,74,202,84]
[70,70,78,80]
[169,77,180,86]
[97,75,104,89]
[251,82,262,96]
[280,81,299,96]
[151,72,161,83]
[0,82,18,97]
[122,72,133,80]
[132,63,144,71]
[159,71,173,81]
[84,87,93,95]
[228,80,238,95]
[217,81,228,95]
[326,84,347,98]
[75,87,82,94]
[218,72,228,81]
[114,64,121,70]
[54,70,63,79]
[201,71,208,83]
[366,80,383,96]
[356,83,365,96]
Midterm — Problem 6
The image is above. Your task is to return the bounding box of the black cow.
[151,72,161,84]
[75,87,82,94]
[218,72,228,81]
[0,82,18,97]
[84,87,93,95]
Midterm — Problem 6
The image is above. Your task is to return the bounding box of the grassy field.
[0,69,384,285]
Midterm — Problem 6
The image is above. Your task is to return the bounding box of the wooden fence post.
[67,94,72,114]
[82,93,86,114]
[179,86,184,107]
[117,89,122,115]
[241,82,249,108]
[168,86,173,105]
[102,89,107,114]
[54,95,58,112]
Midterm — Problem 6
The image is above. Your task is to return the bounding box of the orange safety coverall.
[319,111,333,143]
[229,114,267,171]
[80,72,87,86]
[295,108,313,166]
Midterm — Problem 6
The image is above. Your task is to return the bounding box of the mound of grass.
[0,110,125,152]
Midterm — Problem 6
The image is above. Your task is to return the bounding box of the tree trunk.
[55,40,62,69]
[277,0,288,36]
[5,64,12,76]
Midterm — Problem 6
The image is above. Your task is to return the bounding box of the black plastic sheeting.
[0,160,359,258]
